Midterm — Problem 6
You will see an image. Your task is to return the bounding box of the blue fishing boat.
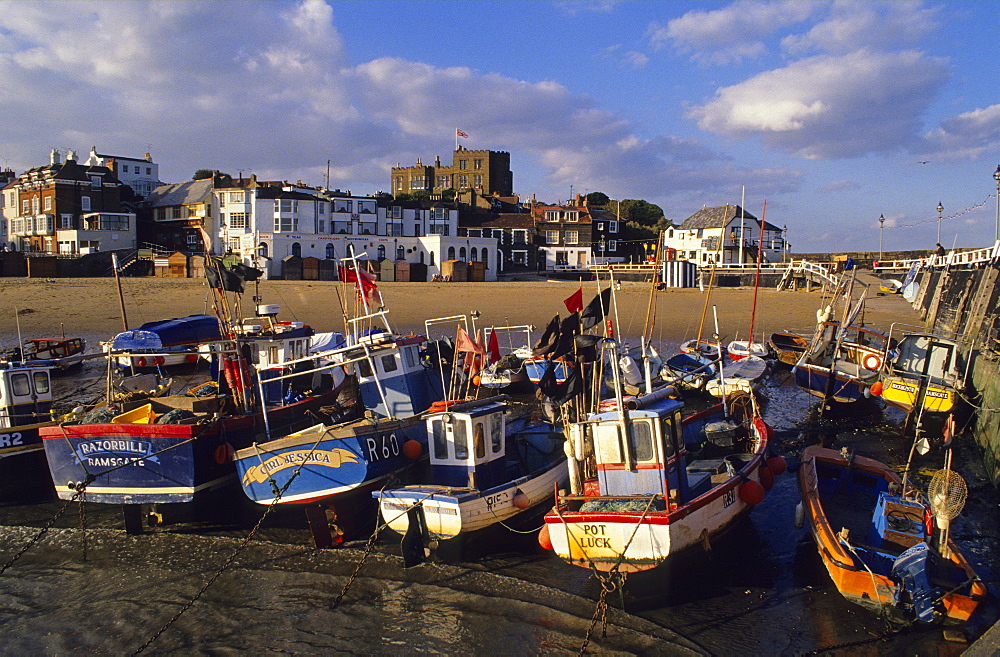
[662,352,715,390]
[0,360,56,460]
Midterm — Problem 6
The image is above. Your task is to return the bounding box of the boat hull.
[41,391,335,504]
[794,363,867,403]
[376,459,567,541]
[234,416,425,506]
[880,376,956,415]
[798,446,985,623]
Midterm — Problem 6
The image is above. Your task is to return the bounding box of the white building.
[214,183,498,280]
[662,205,786,266]
[83,147,163,198]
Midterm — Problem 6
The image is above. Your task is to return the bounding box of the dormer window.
[90,175,102,190]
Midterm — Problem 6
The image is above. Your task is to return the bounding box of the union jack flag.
[456,129,469,138]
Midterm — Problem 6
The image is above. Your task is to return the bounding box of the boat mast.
[111,252,129,332]
[746,200,766,351]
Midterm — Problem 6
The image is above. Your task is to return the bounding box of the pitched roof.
[678,204,778,231]
[144,178,217,207]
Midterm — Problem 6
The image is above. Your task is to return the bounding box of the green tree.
[192,169,231,180]
[618,199,664,227]
[585,191,610,207]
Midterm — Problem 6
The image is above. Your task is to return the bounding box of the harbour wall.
[905,262,1000,487]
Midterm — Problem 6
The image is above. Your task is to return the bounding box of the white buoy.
[794,502,805,529]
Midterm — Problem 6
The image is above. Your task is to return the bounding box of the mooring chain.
[0,479,91,575]
[578,574,615,656]
[78,489,88,562]
[330,528,381,610]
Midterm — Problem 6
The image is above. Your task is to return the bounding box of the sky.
[1,0,999,253]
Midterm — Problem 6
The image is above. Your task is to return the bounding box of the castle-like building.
[391,147,512,197]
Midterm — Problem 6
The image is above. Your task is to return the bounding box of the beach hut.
[188,254,205,279]
[282,255,302,280]
[441,260,467,282]
[167,252,187,278]
[318,257,337,281]
[379,258,396,282]
[468,260,486,282]
[26,256,58,279]
[301,256,320,281]
[395,260,426,282]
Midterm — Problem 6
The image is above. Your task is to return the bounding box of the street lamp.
[878,213,885,262]
[936,202,943,246]
[994,165,1000,243]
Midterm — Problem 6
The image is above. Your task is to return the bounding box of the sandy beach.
[0,276,920,348]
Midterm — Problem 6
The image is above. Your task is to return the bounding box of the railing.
[776,259,840,290]
[873,241,1000,273]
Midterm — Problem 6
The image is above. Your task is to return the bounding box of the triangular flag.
[487,328,501,364]
[564,286,583,314]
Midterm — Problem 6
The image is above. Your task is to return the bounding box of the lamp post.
[936,202,943,246]
[994,164,1000,243]
[878,213,885,262]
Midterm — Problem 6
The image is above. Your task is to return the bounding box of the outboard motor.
[891,542,943,623]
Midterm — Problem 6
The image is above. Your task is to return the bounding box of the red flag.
[339,264,379,305]
[564,286,583,314]
[455,325,485,354]
[456,129,469,138]
[487,328,501,364]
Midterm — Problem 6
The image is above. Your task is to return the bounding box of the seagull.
[918,161,930,164]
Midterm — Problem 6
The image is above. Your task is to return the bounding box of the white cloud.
[649,1,816,65]
[687,49,950,158]
[782,1,939,55]
[923,104,1000,160]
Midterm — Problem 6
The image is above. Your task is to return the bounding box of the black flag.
[205,258,246,293]
[581,288,612,330]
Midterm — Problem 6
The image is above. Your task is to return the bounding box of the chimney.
[416,158,422,166]
[66,149,77,162]
[50,149,61,165]
[435,156,441,167]
[575,193,582,206]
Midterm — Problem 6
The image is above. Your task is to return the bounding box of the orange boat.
[798,446,985,623]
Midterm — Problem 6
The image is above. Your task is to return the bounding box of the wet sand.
[0,276,920,346]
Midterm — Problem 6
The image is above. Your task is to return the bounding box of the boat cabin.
[25,337,85,360]
[0,362,53,428]
[426,400,508,490]
[586,398,698,503]
[348,335,438,418]
[890,334,964,386]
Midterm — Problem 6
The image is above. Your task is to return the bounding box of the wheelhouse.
[427,400,508,490]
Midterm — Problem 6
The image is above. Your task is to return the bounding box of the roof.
[253,186,324,201]
[20,159,116,185]
[145,178,217,207]
[679,205,779,231]
[466,212,535,229]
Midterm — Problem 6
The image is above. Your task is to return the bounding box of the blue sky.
[1,0,999,252]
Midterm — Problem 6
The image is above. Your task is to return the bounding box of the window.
[229,213,247,229]
[60,215,73,229]
[274,216,297,232]
[629,422,654,462]
[325,244,335,259]
[90,175,102,189]
[458,159,468,170]
[473,174,482,187]
[459,247,467,260]
[564,211,578,222]
[466,229,482,238]
[381,354,398,373]
[81,196,91,211]
[21,199,28,214]
[333,221,351,234]
[357,200,376,214]
[546,230,559,245]
[334,199,352,213]
[358,222,375,235]
[377,245,386,259]
[275,199,298,213]
[186,233,200,246]
[318,203,326,215]
[473,158,482,170]
[43,196,52,212]
[394,177,403,191]
[431,208,447,221]
[146,167,151,175]
[386,223,403,236]
[564,230,579,245]
[513,229,528,243]
[544,210,558,221]
[229,192,244,203]
[596,222,603,231]
[436,175,451,187]
[11,373,30,396]
[291,242,301,257]
[31,197,39,214]
[410,175,425,189]
[389,205,402,219]
[459,175,468,187]
[317,219,325,233]
[470,247,478,261]
[453,420,468,459]
[608,240,617,252]
[258,242,268,258]
[482,250,488,269]
[431,419,447,460]
[447,246,456,260]
[474,422,486,459]
[228,237,241,252]
[396,245,404,260]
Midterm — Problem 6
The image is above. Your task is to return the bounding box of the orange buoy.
[870,381,884,396]
[538,524,553,550]
[403,440,422,459]
[767,455,787,476]
[740,479,765,505]
[213,443,234,465]
[472,375,482,386]
[512,490,530,509]
[760,465,775,491]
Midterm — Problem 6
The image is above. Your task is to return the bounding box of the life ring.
[427,400,458,412]
[861,352,882,371]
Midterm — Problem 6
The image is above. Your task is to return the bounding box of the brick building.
[391,146,513,197]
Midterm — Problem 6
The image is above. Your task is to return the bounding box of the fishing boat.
[373,395,565,563]
[705,356,768,397]
[107,314,221,369]
[0,359,56,460]
[40,301,340,529]
[768,331,809,366]
[539,340,776,577]
[232,315,444,508]
[661,352,715,390]
[680,338,726,361]
[797,446,986,623]
[793,320,890,403]
[874,331,967,417]
[726,339,769,361]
